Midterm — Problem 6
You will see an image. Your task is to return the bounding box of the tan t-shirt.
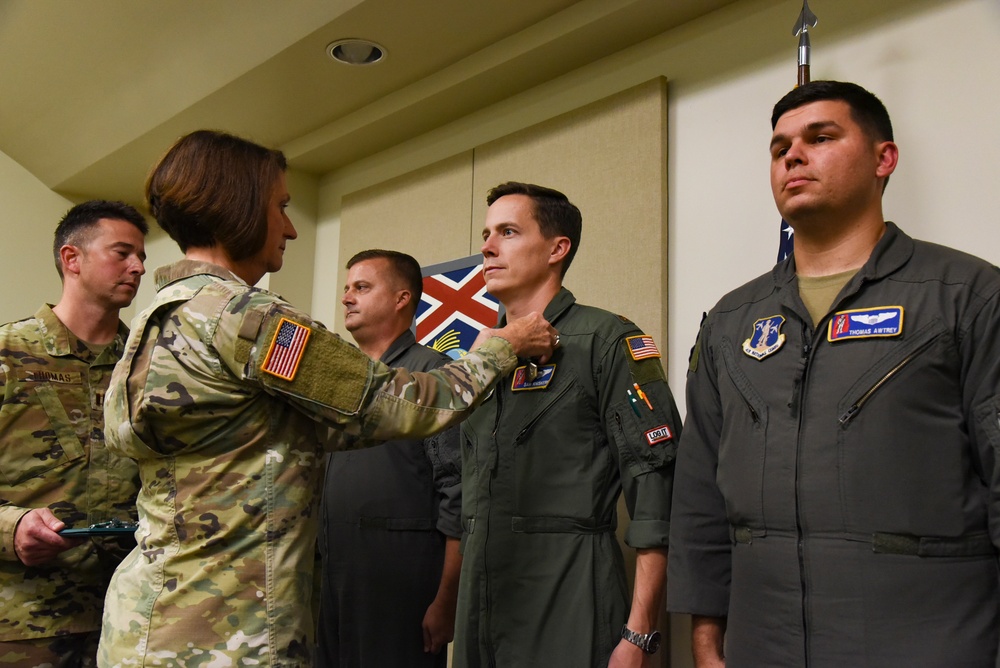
[798,269,857,327]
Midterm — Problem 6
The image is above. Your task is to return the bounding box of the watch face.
[646,630,661,653]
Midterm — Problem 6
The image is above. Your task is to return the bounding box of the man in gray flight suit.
[318,249,462,667]
[667,81,1000,667]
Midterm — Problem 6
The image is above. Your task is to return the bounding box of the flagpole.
[778,1,819,263]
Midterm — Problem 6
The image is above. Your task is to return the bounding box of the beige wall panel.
[0,150,71,324]
[268,169,319,311]
[337,151,475,333]
[471,78,668,350]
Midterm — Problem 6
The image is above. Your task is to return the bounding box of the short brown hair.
[346,249,423,317]
[486,182,582,277]
[146,130,287,260]
[53,200,148,279]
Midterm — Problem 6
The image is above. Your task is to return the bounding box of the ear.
[875,140,898,180]
[59,244,83,278]
[395,289,412,313]
[548,236,571,268]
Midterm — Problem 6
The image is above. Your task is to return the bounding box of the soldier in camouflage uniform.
[0,201,147,667]
[97,130,556,668]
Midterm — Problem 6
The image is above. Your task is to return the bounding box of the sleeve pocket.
[607,390,678,477]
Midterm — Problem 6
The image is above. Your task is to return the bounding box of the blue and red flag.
[416,255,500,359]
[777,219,794,263]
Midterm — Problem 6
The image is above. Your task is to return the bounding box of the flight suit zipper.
[837,336,938,426]
[484,388,503,667]
[742,394,761,424]
[513,382,575,444]
[789,318,816,667]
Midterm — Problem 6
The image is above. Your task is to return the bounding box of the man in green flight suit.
[454,182,682,668]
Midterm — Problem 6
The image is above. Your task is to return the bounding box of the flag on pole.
[777,219,795,263]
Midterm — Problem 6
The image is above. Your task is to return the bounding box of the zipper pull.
[839,404,860,426]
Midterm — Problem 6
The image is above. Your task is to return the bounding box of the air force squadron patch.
[828,306,903,342]
[742,315,786,360]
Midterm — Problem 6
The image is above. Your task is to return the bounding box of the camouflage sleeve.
[0,505,31,561]
[354,336,517,441]
[221,301,518,443]
[0,356,32,560]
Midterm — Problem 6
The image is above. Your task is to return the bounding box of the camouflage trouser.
[0,632,99,668]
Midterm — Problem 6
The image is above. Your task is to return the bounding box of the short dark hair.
[771,80,893,143]
[146,130,287,260]
[53,200,148,279]
[346,249,423,316]
[486,182,582,277]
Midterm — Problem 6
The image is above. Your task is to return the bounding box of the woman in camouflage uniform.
[97,130,555,667]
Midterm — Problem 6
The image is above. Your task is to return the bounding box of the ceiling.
[0,0,737,206]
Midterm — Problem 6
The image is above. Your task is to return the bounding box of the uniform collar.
[33,303,127,362]
[154,259,246,291]
[497,287,577,327]
[380,329,418,365]
[774,221,913,286]
[773,222,914,314]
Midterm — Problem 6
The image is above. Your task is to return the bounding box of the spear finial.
[793,0,819,87]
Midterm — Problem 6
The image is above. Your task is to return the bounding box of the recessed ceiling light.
[326,39,386,66]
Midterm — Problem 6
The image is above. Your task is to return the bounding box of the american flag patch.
[626,335,660,361]
[261,318,311,381]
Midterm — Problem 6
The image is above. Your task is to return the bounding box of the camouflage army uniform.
[0,305,139,653]
[98,260,519,668]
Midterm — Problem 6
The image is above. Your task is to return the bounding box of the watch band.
[621,624,661,654]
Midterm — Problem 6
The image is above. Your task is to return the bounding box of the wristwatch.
[621,624,661,654]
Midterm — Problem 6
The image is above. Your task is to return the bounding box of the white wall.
[312,1,1000,664]
[0,150,72,324]
[670,0,1000,415]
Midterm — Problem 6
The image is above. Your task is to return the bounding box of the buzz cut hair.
[53,200,148,279]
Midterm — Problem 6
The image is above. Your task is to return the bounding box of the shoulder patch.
[688,335,702,373]
[688,311,708,373]
[261,318,311,381]
[622,337,666,385]
[626,335,660,361]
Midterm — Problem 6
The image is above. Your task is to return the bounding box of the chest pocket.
[716,337,769,526]
[0,377,87,485]
[509,368,606,520]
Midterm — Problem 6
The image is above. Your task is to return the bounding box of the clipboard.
[58,519,138,537]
